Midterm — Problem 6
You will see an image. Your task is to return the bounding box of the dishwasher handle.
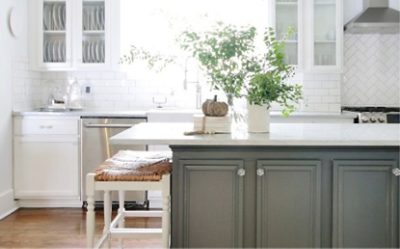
[83,123,134,129]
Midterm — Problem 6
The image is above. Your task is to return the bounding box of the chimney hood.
[344,0,400,34]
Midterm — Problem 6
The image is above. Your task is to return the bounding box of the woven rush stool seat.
[86,150,172,249]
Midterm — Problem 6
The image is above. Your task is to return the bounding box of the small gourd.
[202,95,229,117]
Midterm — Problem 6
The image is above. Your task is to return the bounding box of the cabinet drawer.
[14,117,80,135]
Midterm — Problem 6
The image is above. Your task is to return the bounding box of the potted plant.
[245,27,302,132]
[180,23,302,133]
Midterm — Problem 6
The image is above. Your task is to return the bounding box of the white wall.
[389,0,400,10]
[0,0,19,219]
[344,0,364,24]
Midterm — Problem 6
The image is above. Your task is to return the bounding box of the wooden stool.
[86,151,172,249]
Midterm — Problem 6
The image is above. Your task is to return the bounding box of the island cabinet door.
[256,160,322,248]
[332,160,398,248]
[177,160,244,248]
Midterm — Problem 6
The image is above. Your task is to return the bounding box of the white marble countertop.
[110,122,400,146]
[13,108,357,119]
[12,109,148,118]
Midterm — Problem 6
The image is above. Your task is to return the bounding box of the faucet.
[183,57,200,89]
[195,82,202,109]
[183,57,190,90]
[183,57,203,108]
[47,94,56,106]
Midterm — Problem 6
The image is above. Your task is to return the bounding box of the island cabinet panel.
[256,160,322,248]
[170,147,399,248]
[178,160,244,248]
[332,160,398,248]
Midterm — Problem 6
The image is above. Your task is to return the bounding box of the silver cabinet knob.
[257,169,264,176]
[393,168,400,176]
[237,169,246,177]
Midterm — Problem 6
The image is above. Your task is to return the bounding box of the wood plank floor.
[0,208,162,248]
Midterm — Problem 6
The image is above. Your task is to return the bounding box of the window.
[119,0,270,108]
[120,0,269,75]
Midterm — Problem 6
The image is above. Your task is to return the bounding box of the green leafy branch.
[179,22,260,98]
[246,27,302,116]
[120,45,176,73]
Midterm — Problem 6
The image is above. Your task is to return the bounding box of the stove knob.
[377,117,385,123]
[369,117,377,123]
[361,117,369,123]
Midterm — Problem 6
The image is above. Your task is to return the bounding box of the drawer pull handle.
[39,125,53,129]
[237,169,245,177]
[257,169,264,176]
[393,168,400,176]
[84,123,133,129]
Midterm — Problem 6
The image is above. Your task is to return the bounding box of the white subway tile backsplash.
[322,95,340,104]
[303,81,322,89]
[307,96,322,103]
[322,81,340,89]
[342,34,400,107]
[328,89,341,96]
[329,104,341,112]
[12,55,343,113]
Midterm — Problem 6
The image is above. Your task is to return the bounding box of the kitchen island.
[111,123,400,248]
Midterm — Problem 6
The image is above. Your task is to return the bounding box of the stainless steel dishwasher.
[81,117,147,209]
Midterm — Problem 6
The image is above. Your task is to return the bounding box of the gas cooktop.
[342,106,400,123]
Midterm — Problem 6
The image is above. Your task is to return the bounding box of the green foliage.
[120,45,175,73]
[179,22,260,98]
[247,27,302,116]
[180,23,302,116]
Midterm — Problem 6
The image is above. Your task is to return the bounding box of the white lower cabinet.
[13,116,81,207]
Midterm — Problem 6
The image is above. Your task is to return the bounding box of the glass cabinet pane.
[43,1,67,63]
[314,0,336,66]
[276,0,298,65]
[82,0,105,64]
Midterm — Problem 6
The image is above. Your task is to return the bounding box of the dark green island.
[112,122,400,248]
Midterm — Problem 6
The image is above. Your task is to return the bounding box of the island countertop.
[110,122,400,146]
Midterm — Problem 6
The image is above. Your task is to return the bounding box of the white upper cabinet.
[29,0,119,71]
[271,0,302,68]
[75,0,112,69]
[269,0,343,73]
[310,0,342,71]
[38,0,72,69]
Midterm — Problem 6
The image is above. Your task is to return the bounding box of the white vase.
[247,103,270,133]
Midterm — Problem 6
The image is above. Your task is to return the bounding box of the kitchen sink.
[36,107,80,112]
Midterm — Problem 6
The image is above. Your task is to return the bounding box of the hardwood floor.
[0,208,162,248]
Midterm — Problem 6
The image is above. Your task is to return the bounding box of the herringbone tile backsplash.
[342,34,400,107]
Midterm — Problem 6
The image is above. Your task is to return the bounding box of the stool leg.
[118,190,125,227]
[118,190,125,248]
[162,175,171,248]
[104,190,112,248]
[86,173,96,249]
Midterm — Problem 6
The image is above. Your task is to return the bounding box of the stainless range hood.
[344,0,400,34]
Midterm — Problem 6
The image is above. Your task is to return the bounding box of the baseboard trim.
[18,199,82,208]
[0,189,19,220]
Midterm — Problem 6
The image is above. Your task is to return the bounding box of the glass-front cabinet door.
[40,0,72,69]
[271,0,342,72]
[274,0,301,67]
[31,0,117,70]
[76,0,110,68]
[313,0,341,70]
